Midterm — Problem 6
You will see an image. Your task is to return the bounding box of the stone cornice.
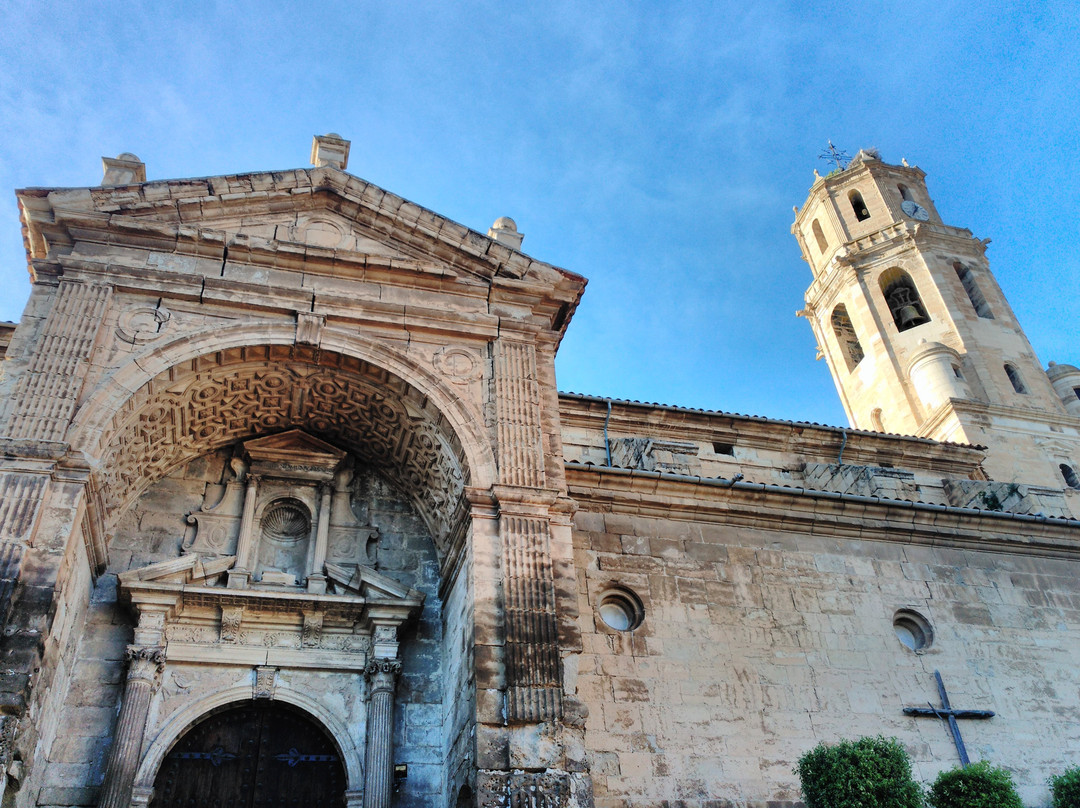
[565,462,1080,559]
[558,393,986,476]
[17,166,587,343]
[919,397,1080,441]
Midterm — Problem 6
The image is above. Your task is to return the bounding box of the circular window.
[893,610,933,651]
[598,587,644,632]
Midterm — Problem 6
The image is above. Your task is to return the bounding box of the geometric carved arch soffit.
[96,344,468,556]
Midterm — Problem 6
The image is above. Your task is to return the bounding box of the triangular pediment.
[22,166,583,287]
[18,165,587,340]
[243,430,346,466]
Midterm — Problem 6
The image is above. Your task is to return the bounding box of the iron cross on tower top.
[818,140,850,172]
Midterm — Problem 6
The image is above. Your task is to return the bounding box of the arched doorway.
[150,701,346,807]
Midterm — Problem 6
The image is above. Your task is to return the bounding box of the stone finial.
[101,153,146,186]
[310,133,350,171]
[487,216,523,250]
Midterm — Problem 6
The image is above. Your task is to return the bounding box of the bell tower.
[792,148,1080,488]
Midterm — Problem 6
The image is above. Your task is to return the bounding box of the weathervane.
[818,140,851,172]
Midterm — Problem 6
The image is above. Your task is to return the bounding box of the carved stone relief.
[254,666,277,699]
[220,607,243,643]
[183,477,246,557]
[254,498,312,585]
[97,348,467,558]
[116,304,172,345]
[433,346,483,384]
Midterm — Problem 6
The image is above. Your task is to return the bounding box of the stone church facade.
[0,137,1077,808]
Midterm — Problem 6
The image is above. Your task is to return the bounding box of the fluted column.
[229,474,260,587]
[97,646,165,808]
[308,481,333,593]
[363,658,402,808]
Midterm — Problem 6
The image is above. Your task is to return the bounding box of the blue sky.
[1,1,1077,428]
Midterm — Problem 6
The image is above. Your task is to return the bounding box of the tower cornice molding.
[918,397,1080,440]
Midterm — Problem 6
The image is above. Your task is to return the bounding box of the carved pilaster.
[6,281,112,443]
[493,341,545,488]
[97,646,165,808]
[363,659,402,808]
[501,514,561,722]
[0,476,47,544]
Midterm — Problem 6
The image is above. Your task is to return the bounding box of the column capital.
[364,658,402,693]
[124,645,165,686]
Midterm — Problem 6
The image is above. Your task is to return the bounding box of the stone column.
[363,658,401,808]
[229,474,260,587]
[97,646,165,808]
[308,481,333,593]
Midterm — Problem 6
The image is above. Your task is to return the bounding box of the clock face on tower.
[901,199,930,221]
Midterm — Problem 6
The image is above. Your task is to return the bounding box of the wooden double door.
[151,701,346,807]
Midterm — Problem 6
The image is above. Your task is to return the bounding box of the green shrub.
[1050,766,1080,808]
[795,736,924,808]
[926,761,1023,808]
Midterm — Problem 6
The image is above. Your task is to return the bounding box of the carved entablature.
[117,552,424,670]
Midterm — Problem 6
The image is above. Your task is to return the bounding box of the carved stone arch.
[70,321,496,488]
[68,322,496,572]
[132,683,364,799]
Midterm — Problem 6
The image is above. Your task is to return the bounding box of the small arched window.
[898,184,913,202]
[1061,464,1080,489]
[879,268,929,331]
[849,190,870,221]
[954,262,994,319]
[831,305,864,371]
[812,219,828,253]
[1004,363,1027,394]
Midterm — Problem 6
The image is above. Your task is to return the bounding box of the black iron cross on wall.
[903,670,995,765]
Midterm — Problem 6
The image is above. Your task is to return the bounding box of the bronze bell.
[899,305,923,327]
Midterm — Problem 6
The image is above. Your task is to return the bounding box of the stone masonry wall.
[571,505,1080,808]
[34,448,448,808]
[441,538,475,805]
[15,518,95,807]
